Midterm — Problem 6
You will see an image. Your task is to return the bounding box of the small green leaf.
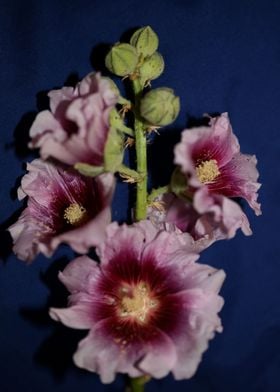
[74,163,104,177]
[109,108,134,136]
[104,126,125,172]
[170,167,192,201]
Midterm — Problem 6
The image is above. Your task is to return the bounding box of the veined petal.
[173,113,261,228]
[29,72,119,166]
[8,160,115,262]
[50,222,225,382]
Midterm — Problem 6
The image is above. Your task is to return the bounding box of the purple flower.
[167,113,261,240]
[50,220,225,383]
[174,113,261,216]
[29,72,119,166]
[8,159,115,262]
[148,191,251,252]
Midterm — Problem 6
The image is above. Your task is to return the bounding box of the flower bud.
[105,43,139,77]
[130,26,159,58]
[139,52,164,85]
[140,88,180,126]
[101,77,120,97]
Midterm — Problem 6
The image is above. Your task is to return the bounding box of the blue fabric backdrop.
[0,1,279,391]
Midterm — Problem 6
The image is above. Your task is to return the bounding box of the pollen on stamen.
[196,159,220,183]
[118,282,159,323]
[63,203,87,226]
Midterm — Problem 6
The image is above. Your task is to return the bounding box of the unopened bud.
[105,43,138,77]
[139,52,164,85]
[140,88,180,126]
[130,26,159,58]
[101,77,120,97]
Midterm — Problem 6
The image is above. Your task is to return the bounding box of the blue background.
[0,1,279,391]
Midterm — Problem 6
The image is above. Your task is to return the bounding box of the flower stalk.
[128,376,149,392]
[132,78,148,221]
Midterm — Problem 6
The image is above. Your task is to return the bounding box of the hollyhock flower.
[28,72,119,166]
[50,220,225,383]
[174,113,261,216]
[8,159,115,262]
[148,192,252,251]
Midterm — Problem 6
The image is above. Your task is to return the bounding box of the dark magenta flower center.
[117,281,159,324]
[95,255,185,345]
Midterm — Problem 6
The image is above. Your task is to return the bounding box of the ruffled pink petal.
[142,227,199,269]
[173,263,226,293]
[29,72,118,166]
[214,153,261,215]
[163,194,200,232]
[73,320,122,383]
[137,329,177,378]
[49,300,95,330]
[39,136,93,165]
[78,73,119,106]
[57,256,100,294]
[48,86,76,113]
[169,287,224,379]
[8,212,40,262]
[73,320,177,382]
[73,319,143,383]
[96,221,157,265]
[18,159,64,203]
[207,112,240,166]
[29,110,67,148]
[194,187,252,238]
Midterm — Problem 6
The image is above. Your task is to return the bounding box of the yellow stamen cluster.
[119,282,158,323]
[196,159,220,184]
[63,203,87,226]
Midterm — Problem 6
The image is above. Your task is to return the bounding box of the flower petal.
[137,329,177,378]
[49,299,95,329]
[57,255,100,294]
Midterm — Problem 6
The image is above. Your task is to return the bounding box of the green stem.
[127,376,149,392]
[129,378,144,392]
[132,78,147,221]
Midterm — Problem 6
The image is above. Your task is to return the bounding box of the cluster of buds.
[106,26,180,127]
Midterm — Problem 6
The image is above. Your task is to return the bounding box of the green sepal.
[104,126,125,172]
[130,26,159,58]
[109,108,134,136]
[170,167,192,202]
[74,163,104,177]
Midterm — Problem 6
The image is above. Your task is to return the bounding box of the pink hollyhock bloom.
[174,113,261,217]
[29,72,119,166]
[50,221,225,383]
[8,159,115,262]
[148,192,251,252]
